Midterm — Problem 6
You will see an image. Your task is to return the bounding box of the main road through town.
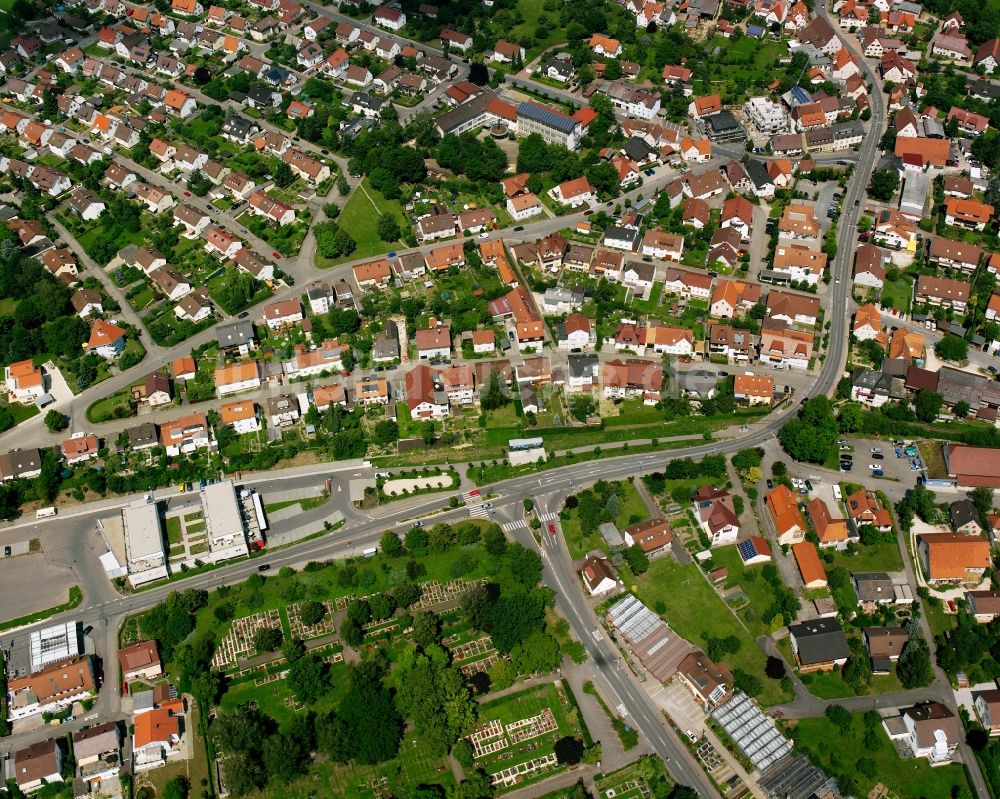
[8,3,990,796]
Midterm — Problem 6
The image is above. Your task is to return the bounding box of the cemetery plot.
[332,577,487,612]
[286,599,338,639]
[211,608,282,671]
[469,682,588,793]
[595,758,673,799]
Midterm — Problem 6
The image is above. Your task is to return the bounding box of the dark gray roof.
[126,422,158,448]
[971,80,1000,101]
[833,120,864,140]
[852,571,893,603]
[788,618,850,665]
[216,319,257,348]
[567,353,599,379]
[936,365,1000,410]
[517,101,577,134]
[352,92,385,112]
[623,136,656,162]
[949,499,980,530]
[745,159,771,189]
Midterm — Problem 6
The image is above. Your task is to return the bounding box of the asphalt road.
[7,6,987,796]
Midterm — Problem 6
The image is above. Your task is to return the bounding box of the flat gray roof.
[202,480,245,544]
[123,499,164,563]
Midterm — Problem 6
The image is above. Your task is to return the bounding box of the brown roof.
[623,517,672,553]
[117,640,160,673]
[15,739,60,787]
[9,655,94,706]
[792,542,827,586]
[765,484,805,535]
[919,533,991,580]
[864,626,908,660]
[580,555,618,592]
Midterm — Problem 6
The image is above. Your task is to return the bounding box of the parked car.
[766,479,774,489]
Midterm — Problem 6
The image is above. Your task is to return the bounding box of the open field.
[627,558,792,706]
[320,179,405,265]
[787,712,970,799]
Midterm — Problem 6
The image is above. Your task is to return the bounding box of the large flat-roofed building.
[201,480,249,562]
[123,497,168,586]
[29,622,81,672]
[516,102,582,149]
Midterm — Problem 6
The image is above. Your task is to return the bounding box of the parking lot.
[649,679,705,737]
[835,438,925,485]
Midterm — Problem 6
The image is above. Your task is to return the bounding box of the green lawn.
[802,667,903,700]
[627,558,792,706]
[473,681,589,791]
[828,541,903,573]
[320,179,405,266]
[165,517,182,546]
[86,389,134,424]
[787,712,970,799]
[880,274,913,313]
[707,546,785,638]
[560,479,650,559]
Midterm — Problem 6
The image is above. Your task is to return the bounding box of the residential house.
[159,413,211,457]
[14,740,63,792]
[792,541,828,588]
[262,299,303,330]
[622,518,673,557]
[693,486,740,546]
[133,707,183,771]
[787,618,850,672]
[85,319,126,360]
[733,373,773,405]
[806,497,849,548]
[864,626,909,673]
[117,641,162,683]
[765,484,806,544]
[918,533,991,585]
[580,555,619,596]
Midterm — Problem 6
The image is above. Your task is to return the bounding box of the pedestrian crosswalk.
[467,504,491,519]
[461,490,482,506]
[537,511,558,522]
[501,520,527,532]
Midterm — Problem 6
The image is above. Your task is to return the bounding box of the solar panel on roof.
[517,102,576,134]
[738,539,757,561]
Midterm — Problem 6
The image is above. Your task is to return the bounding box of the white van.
[36,507,57,519]
[362,547,377,558]
[832,486,842,501]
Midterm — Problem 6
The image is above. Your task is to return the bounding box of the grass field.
[707,546,785,638]
[560,479,650,559]
[474,681,589,792]
[787,712,970,799]
[320,179,405,265]
[86,389,134,424]
[828,540,903,572]
[627,558,792,706]
[880,273,913,313]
